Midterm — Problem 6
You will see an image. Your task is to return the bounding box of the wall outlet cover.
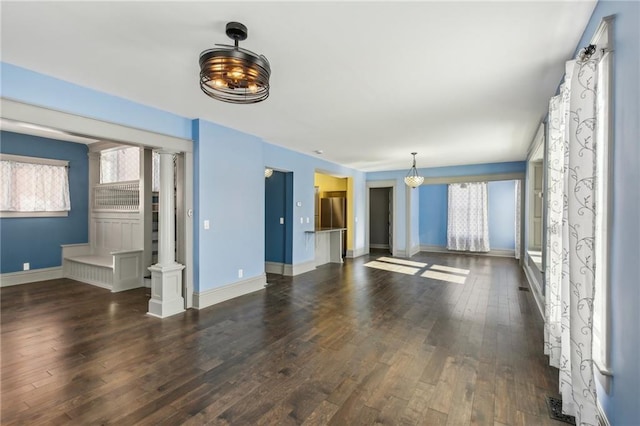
[23,262,30,271]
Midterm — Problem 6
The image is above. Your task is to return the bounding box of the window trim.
[0,153,70,218]
[591,15,615,380]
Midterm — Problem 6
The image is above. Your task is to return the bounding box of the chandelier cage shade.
[404,152,424,188]
[199,22,271,104]
[265,168,274,178]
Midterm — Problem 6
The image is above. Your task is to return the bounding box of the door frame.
[365,180,398,256]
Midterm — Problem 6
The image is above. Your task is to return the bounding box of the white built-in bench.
[62,243,143,292]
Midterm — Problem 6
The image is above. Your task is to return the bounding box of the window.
[100,146,140,184]
[446,182,490,252]
[99,147,160,192]
[0,154,70,217]
[593,19,613,376]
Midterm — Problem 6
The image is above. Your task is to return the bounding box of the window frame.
[0,153,70,218]
[592,16,615,379]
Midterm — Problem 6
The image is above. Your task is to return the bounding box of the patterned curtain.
[544,56,599,426]
[446,182,490,252]
[0,160,70,211]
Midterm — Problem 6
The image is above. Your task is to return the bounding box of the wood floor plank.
[1,253,563,425]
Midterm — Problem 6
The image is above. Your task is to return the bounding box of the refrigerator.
[320,197,347,257]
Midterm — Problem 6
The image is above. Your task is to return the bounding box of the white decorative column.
[148,150,185,318]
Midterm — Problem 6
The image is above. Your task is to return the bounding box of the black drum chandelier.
[199,22,271,104]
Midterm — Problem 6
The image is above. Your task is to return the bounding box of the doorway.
[265,169,293,275]
[369,187,393,254]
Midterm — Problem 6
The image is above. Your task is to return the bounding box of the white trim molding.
[286,260,316,276]
[346,247,367,258]
[265,261,285,275]
[522,262,545,321]
[194,274,267,310]
[420,245,515,258]
[0,266,63,287]
[597,400,611,426]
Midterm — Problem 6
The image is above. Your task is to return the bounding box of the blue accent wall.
[371,162,525,253]
[573,2,640,424]
[487,180,516,250]
[0,131,89,273]
[418,180,517,251]
[419,184,448,246]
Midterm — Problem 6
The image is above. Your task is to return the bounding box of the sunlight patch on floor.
[376,257,428,268]
[364,261,420,275]
[421,270,467,284]
[429,264,470,275]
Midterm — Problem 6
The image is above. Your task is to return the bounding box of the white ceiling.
[1,1,596,171]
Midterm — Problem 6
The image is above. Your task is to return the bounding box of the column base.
[147,263,185,318]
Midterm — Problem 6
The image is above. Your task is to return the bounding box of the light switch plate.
[204,220,210,230]
[296,201,302,207]
[279,217,284,224]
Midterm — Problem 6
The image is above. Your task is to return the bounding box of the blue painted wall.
[0,131,89,273]
[263,142,367,265]
[487,180,516,250]
[265,170,294,264]
[418,180,516,250]
[193,119,265,292]
[371,162,525,254]
[419,184,448,246]
[0,63,191,140]
[572,2,640,424]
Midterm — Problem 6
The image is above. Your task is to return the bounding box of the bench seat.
[62,244,143,292]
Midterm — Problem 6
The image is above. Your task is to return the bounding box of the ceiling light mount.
[199,21,271,104]
[404,152,424,188]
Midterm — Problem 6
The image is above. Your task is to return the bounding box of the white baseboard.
[285,260,316,276]
[0,266,63,287]
[194,273,267,310]
[523,262,545,321]
[265,261,285,275]
[409,244,420,257]
[394,249,407,258]
[346,247,367,258]
[419,245,515,258]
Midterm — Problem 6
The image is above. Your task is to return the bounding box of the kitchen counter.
[306,228,345,266]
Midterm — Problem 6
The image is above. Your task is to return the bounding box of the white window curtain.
[447,182,490,252]
[100,146,140,184]
[544,55,599,425]
[0,160,71,211]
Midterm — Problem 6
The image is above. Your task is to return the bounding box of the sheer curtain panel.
[544,55,600,426]
[0,159,70,212]
[447,182,490,252]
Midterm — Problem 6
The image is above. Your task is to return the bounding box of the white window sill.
[0,211,69,218]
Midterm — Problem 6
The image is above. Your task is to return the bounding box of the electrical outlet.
[300,217,304,224]
[279,217,284,224]
[306,217,310,223]
[238,269,243,278]
[204,220,210,230]
[23,262,30,271]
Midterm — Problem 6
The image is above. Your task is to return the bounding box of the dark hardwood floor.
[1,252,564,425]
